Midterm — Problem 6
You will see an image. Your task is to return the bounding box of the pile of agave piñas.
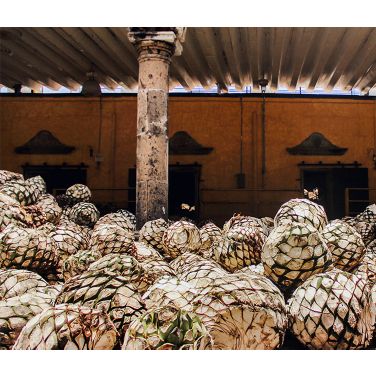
[1,169,376,350]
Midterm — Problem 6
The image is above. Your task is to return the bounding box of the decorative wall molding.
[169,131,213,155]
[15,130,75,154]
[287,132,347,156]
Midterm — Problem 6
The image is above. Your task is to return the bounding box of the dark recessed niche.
[15,130,75,154]
[287,132,347,156]
[169,131,213,155]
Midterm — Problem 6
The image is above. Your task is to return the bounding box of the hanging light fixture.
[81,71,101,97]
[13,83,22,94]
[257,78,269,94]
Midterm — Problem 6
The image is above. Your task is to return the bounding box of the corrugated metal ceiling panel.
[0,27,375,93]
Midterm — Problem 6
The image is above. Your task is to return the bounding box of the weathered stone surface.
[129,29,185,229]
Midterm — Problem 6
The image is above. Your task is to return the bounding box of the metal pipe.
[257,78,269,189]
[250,110,259,214]
[261,92,266,187]
[97,97,103,153]
[94,97,103,169]
[240,97,244,174]
[111,111,117,202]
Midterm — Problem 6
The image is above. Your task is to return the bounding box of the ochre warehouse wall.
[1,95,375,224]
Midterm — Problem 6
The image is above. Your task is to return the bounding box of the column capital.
[128,27,186,61]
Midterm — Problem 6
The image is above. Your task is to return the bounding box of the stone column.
[128,28,186,228]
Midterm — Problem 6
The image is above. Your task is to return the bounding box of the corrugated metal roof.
[0,27,375,93]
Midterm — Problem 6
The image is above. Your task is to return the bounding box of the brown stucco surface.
[1,95,375,223]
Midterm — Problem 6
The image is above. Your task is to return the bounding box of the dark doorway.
[128,168,136,214]
[301,167,368,219]
[169,164,201,221]
[128,164,201,221]
[23,164,87,194]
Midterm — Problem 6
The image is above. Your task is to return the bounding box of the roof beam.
[171,55,200,90]
[210,27,234,87]
[172,53,206,89]
[0,61,43,91]
[0,73,19,90]
[0,37,79,90]
[1,27,375,94]
[168,78,181,91]
[110,28,138,60]
[0,53,61,90]
[259,28,273,85]
[0,69,41,91]
[83,28,138,88]
[176,29,213,89]
[228,28,250,89]
[355,62,376,92]
[270,27,289,90]
[90,28,138,76]
[59,27,133,89]
[339,29,376,90]
[289,28,317,90]
[31,28,118,90]
[247,28,260,90]
[169,64,192,90]
[278,28,304,91]
[307,28,345,90]
[298,29,325,90]
[17,28,84,85]
[195,28,229,90]
[326,28,372,91]
[219,27,241,89]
